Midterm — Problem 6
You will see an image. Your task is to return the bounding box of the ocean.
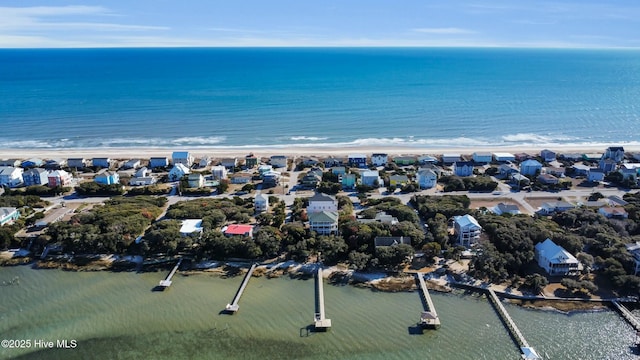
[1,47,639,150]
[0,267,635,360]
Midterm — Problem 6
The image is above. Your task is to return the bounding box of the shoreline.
[1,255,612,313]
[1,145,639,159]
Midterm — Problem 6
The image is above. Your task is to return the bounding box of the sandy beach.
[2,145,638,161]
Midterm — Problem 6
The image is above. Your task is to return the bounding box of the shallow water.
[0,267,635,360]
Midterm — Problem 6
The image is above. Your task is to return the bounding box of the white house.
[441,153,460,164]
[535,238,580,276]
[453,161,474,177]
[129,176,157,186]
[123,159,141,170]
[179,219,203,237]
[520,159,543,176]
[491,203,520,215]
[187,173,205,188]
[307,193,338,214]
[598,207,628,219]
[0,166,24,188]
[540,149,557,162]
[169,163,190,181]
[0,207,20,226]
[417,169,437,189]
[255,193,269,212]
[309,211,339,235]
[371,153,388,166]
[538,201,574,215]
[493,152,516,162]
[453,215,482,247]
[361,170,382,187]
[472,152,492,164]
[172,151,193,167]
[270,155,287,168]
[211,165,228,180]
[47,170,72,187]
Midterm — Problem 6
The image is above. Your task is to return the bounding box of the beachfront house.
[255,193,269,212]
[301,157,320,167]
[453,161,474,177]
[538,201,575,215]
[472,152,492,164]
[587,168,605,183]
[418,155,438,164]
[341,174,356,189]
[308,211,339,235]
[169,163,190,181]
[540,149,557,162]
[123,159,141,170]
[270,155,287,168]
[245,153,258,168]
[179,219,203,237]
[149,157,169,168]
[0,207,20,226]
[441,153,460,164]
[348,154,367,168]
[520,159,543,176]
[198,157,211,168]
[453,214,482,247]
[324,157,342,167]
[491,203,520,216]
[67,158,86,169]
[393,156,416,166]
[361,170,382,187]
[172,151,193,167]
[493,152,516,162]
[535,238,580,276]
[211,165,228,180]
[44,159,66,170]
[187,173,205,188]
[604,146,625,163]
[307,193,338,214]
[47,170,72,187]
[21,158,43,168]
[417,169,437,189]
[220,158,238,169]
[0,159,20,167]
[222,224,254,238]
[0,166,24,188]
[92,158,112,168]
[371,153,388,166]
[95,171,120,185]
[22,168,49,187]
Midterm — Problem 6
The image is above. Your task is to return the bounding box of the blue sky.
[1,0,639,48]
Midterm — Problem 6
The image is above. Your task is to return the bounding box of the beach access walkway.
[487,288,541,360]
[225,263,257,313]
[159,258,182,288]
[314,266,331,329]
[415,273,440,328]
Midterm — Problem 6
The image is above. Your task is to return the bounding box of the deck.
[225,263,257,313]
[158,259,182,288]
[415,273,440,329]
[314,267,331,329]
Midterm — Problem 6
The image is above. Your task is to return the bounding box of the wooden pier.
[415,273,440,329]
[612,301,640,332]
[225,263,257,313]
[158,259,182,288]
[487,289,541,360]
[314,267,331,329]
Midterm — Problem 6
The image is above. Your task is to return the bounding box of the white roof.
[180,219,203,234]
[493,152,515,158]
[442,153,460,157]
[535,239,578,264]
[454,214,481,229]
[362,170,379,177]
[348,154,366,158]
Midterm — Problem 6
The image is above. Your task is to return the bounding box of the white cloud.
[413,27,475,34]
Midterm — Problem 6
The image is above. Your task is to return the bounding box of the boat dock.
[225,263,257,313]
[314,267,331,329]
[415,273,440,328]
[158,259,182,288]
[612,301,640,332]
[486,289,541,360]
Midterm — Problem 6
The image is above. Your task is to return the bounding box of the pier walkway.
[612,301,640,332]
[487,289,541,360]
[159,258,182,288]
[314,267,331,329]
[225,263,257,313]
[415,273,440,328]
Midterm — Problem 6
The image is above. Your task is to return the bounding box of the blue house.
[149,157,169,168]
[95,172,120,185]
[22,168,49,186]
[92,158,112,168]
[21,158,43,168]
[348,154,367,168]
